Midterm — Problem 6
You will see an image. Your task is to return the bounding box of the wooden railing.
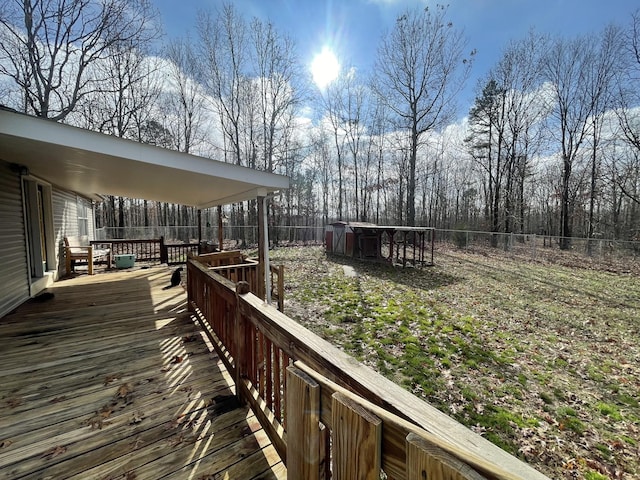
[192,251,285,312]
[270,264,284,312]
[90,237,199,265]
[186,258,549,480]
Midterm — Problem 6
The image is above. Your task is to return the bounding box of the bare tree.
[321,79,348,220]
[543,35,596,248]
[197,3,247,166]
[468,31,549,240]
[164,36,206,155]
[250,18,301,173]
[584,26,622,245]
[0,0,159,121]
[373,5,473,226]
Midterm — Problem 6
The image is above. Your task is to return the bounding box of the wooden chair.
[63,235,112,275]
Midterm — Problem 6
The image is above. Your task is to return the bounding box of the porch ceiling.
[0,109,289,208]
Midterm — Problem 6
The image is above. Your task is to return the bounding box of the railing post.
[331,392,381,480]
[286,366,321,479]
[277,264,284,312]
[234,281,250,404]
[406,432,486,480]
[159,236,168,264]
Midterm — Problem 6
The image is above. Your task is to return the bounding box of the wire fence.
[96,225,640,270]
[435,228,640,271]
[96,225,326,246]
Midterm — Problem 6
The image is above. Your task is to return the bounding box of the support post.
[197,209,202,254]
[217,205,224,251]
[257,195,270,302]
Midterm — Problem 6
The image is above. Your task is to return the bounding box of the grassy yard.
[267,245,640,480]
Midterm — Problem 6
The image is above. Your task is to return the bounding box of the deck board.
[0,266,286,480]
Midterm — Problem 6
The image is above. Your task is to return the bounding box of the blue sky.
[154,0,639,113]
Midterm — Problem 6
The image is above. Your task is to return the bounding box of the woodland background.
[2,1,640,245]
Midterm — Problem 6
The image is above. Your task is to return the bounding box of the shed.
[325,222,435,267]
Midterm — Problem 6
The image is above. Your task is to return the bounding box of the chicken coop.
[325,222,434,267]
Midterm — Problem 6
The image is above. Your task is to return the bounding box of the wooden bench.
[64,236,112,275]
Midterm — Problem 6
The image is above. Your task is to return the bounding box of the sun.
[311,46,340,90]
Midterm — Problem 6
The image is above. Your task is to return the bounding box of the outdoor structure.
[326,221,435,266]
[0,107,288,318]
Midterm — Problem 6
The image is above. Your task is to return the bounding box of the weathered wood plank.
[406,432,488,480]
[0,266,282,480]
[331,391,382,480]
[285,366,321,480]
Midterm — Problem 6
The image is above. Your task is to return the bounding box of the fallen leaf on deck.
[6,397,22,408]
[171,355,183,364]
[0,439,13,448]
[164,415,185,430]
[86,414,105,430]
[182,334,198,343]
[103,473,137,480]
[115,383,133,398]
[129,436,144,450]
[41,445,67,459]
[168,433,185,447]
[130,411,145,424]
[99,405,113,419]
[103,373,121,385]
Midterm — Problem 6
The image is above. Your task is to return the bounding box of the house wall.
[0,161,30,317]
[52,189,95,276]
[0,158,97,318]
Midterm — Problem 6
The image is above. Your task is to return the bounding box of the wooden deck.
[0,267,286,479]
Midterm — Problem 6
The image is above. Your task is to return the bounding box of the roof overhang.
[0,109,289,208]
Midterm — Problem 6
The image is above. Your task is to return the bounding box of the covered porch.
[0,266,285,479]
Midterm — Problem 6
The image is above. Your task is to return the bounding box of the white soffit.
[0,109,289,208]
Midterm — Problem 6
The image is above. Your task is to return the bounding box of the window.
[77,198,89,237]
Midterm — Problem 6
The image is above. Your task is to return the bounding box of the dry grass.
[268,245,640,480]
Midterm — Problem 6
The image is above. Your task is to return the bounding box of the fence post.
[531,234,537,261]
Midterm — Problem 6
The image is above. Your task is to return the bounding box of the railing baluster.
[331,392,382,480]
[273,347,282,423]
[265,337,273,412]
[406,432,487,480]
[258,330,265,399]
[285,366,321,480]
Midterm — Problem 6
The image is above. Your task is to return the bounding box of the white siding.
[52,189,95,275]
[0,161,29,318]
